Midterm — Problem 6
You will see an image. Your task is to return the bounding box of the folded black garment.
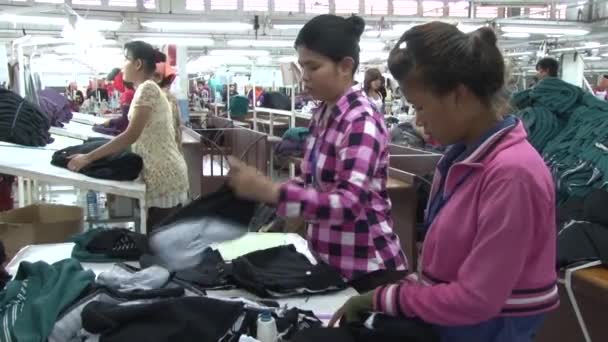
[51,139,143,181]
[82,296,245,342]
[71,228,149,262]
[558,221,608,268]
[174,248,233,290]
[227,245,347,298]
[0,88,53,147]
[148,185,256,271]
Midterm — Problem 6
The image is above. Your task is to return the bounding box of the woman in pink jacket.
[330,22,558,341]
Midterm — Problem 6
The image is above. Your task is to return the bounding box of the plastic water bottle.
[86,190,98,219]
[256,311,278,342]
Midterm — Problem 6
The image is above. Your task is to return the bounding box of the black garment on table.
[86,228,150,259]
[81,296,245,342]
[0,88,52,147]
[348,269,409,293]
[51,139,143,180]
[173,248,233,290]
[557,221,608,268]
[557,188,608,229]
[227,245,347,298]
[292,314,438,342]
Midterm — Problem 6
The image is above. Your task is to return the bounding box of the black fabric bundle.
[0,88,52,146]
[0,241,10,289]
[51,139,143,180]
[227,245,347,298]
[71,228,149,262]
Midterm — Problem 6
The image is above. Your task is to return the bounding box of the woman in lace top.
[68,41,189,231]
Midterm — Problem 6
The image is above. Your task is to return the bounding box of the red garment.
[120,88,135,106]
[0,175,14,212]
[114,72,126,93]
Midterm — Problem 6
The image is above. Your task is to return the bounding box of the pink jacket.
[374,121,558,325]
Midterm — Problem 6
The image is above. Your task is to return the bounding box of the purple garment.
[38,89,73,128]
[92,105,130,136]
[275,139,305,157]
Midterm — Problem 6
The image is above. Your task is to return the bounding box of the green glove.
[329,291,374,326]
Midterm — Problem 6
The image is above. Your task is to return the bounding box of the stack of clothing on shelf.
[0,88,52,147]
[38,88,73,128]
[275,127,310,158]
[512,77,608,203]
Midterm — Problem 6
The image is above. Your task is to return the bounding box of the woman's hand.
[227,156,280,204]
[328,291,375,327]
[67,154,92,172]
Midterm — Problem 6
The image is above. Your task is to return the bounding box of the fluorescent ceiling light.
[0,14,67,26]
[505,51,533,57]
[227,39,293,48]
[360,51,389,62]
[360,41,386,51]
[503,32,531,38]
[501,26,589,36]
[135,37,214,46]
[209,49,269,57]
[602,53,608,57]
[82,19,122,31]
[278,56,297,63]
[274,24,303,30]
[143,21,251,31]
[584,56,602,61]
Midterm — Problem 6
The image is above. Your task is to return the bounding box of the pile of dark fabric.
[93,105,130,136]
[275,127,309,158]
[143,244,347,298]
[512,77,608,203]
[261,91,292,110]
[71,228,149,263]
[51,139,143,181]
[0,88,52,146]
[0,240,10,289]
[557,188,608,268]
[38,88,73,128]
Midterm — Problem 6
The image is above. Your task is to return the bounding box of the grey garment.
[149,217,248,271]
[96,266,170,292]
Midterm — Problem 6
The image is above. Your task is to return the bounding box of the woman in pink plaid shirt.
[228,14,407,292]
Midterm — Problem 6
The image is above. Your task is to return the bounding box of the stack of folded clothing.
[71,228,149,263]
[0,88,53,146]
[38,88,73,128]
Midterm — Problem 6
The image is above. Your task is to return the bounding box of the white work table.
[50,121,113,141]
[72,112,120,126]
[7,233,357,321]
[0,142,147,233]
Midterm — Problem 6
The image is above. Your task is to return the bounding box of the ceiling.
[2,0,608,74]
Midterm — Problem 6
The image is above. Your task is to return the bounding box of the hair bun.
[470,26,497,46]
[345,15,365,39]
[153,50,167,63]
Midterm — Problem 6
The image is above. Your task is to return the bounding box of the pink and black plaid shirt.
[276,86,407,280]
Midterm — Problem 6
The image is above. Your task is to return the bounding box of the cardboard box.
[0,204,83,260]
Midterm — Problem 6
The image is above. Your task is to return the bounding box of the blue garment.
[437,314,545,342]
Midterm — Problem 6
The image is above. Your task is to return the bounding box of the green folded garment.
[282,127,310,142]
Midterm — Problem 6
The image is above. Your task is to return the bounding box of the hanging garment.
[261,91,291,110]
[71,228,149,263]
[49,286,186,342]
[227,245,347,298]
[81,296,245,342]
[51,139,143,181]
[38,88,73,128]
[0,259,95,342]
[0,174,14,212]
[0,88,52,146]
[148,185,255,271]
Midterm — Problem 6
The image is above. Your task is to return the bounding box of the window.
[393,0,418,15]
[244,0,268,11]
[108,0,136,6]
[143,0,156,9]
[529,6,549,19]
[211,0,237,10]
[334,0,360,14]
[72,0,101,5]
[475,6,498,18]
[186,0,205,10]
[274,0,299,12]
[556,4,568,20]
[305,0,329,13]
[365,0,388,15]
[448,1,469,17]
[423,1,444,16]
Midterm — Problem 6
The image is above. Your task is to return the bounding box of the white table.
[71,112,109,126]
[7,233,357,321]
[0,142,148,233]
[50,121,113,141]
